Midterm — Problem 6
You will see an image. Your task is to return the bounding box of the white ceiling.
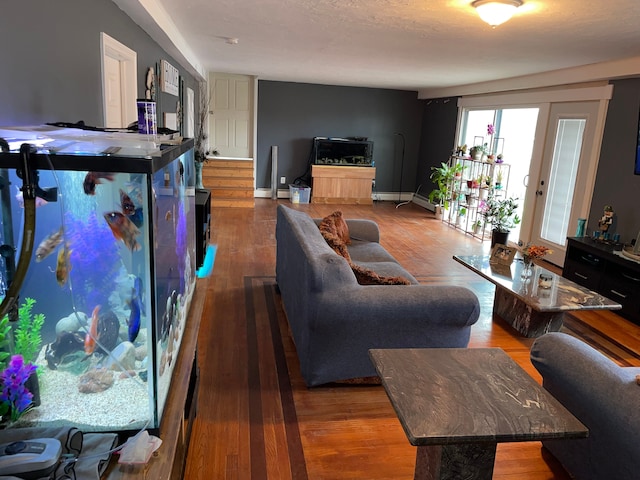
[118,0,640,96]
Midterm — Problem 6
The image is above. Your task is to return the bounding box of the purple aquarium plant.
[64,210,122,311]
[0,355,37,422]
[175,201,187,293]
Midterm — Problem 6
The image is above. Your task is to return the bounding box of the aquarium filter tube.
[0,143,57,320]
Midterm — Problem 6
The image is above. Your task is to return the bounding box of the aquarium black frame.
[0,138,194,174]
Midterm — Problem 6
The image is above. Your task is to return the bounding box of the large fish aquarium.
[0,125,196,433]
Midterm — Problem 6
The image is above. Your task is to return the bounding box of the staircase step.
[210,187,254,198]
[211,197,255,208]
[205,159,253,170]
[202,159,255,208]
[204,177,253,188]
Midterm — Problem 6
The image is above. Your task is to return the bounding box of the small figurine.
[598,205,614,233]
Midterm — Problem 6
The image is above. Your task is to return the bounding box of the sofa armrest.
[530,332,640,480]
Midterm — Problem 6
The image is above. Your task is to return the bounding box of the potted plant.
[428,162,466,216]
[495,168,504,189]
[472,219,483,235]
[481,193,520,246]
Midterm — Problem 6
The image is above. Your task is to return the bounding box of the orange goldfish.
[55,243,72,286]
[84,305,101,355]
[103,211,142,251]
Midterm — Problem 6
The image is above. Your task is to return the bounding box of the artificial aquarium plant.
[0,316,11,370]
[0,354,37,423]
[12,297,45,364]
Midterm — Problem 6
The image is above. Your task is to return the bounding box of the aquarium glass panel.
[0,128,195,432]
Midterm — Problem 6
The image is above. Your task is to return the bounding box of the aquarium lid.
[0,125,193,173]
[0,125,182,157]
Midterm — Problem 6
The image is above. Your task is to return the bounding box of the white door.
[529,101,604,266]
[210,73,252,158]
[104,56,124,128]
[101,33,137,128]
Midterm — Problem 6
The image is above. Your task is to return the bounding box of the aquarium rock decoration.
[55,311,88,337]
[78,368,114,394]
[0,355,37,423]
[45,331,86,371]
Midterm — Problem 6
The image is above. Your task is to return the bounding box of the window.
[458,108,539,241]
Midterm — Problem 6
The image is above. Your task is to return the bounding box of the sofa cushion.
[348,240,398,263]
[350,263,411,285]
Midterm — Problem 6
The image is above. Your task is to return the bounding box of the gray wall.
[0,0,198,128]
[416,98,459,199]
[257,81,423,193]
[589,78,640,244]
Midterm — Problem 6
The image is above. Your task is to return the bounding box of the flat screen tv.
[313,137,374,166]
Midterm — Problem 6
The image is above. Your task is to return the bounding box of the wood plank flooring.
[185,199,640,479]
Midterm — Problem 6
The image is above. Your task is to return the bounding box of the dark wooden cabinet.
[195,189,211,268]
[563,237,640,325]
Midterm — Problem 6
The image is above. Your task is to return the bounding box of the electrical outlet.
[280,176,286,184]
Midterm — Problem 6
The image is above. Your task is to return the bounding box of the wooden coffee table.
[453,255,621,337]
[369,348,588,480]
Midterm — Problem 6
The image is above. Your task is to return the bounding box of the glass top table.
[453,255,621,337]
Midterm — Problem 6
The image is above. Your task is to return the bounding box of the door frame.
[101,32,137,128]
[458,84,613,259]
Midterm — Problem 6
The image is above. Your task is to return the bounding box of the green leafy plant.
[428,162,466,209]
[481,194,520,233]
[12,298,45,363]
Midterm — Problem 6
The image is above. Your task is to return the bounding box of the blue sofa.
[275,204,481,387]
[530,332,640,480]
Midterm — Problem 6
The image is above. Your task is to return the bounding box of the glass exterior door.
[530,101,601,266]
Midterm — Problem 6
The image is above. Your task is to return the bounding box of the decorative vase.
[521,255,534,279]
[195,161,204,189]
[491,230,509,248]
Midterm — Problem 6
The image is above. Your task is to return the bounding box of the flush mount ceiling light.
[472,0,523,27]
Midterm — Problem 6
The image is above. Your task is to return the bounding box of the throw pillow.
[332,211,351,245]
[350,262,412,286]
[319,211,352,261]
[319,211,350,244]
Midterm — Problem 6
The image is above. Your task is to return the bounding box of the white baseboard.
[254,188,437,208]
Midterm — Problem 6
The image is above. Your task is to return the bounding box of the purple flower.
[1,355,37,422]
[487,124,495,135]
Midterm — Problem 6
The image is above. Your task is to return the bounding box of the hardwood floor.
[184,199,640,479]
